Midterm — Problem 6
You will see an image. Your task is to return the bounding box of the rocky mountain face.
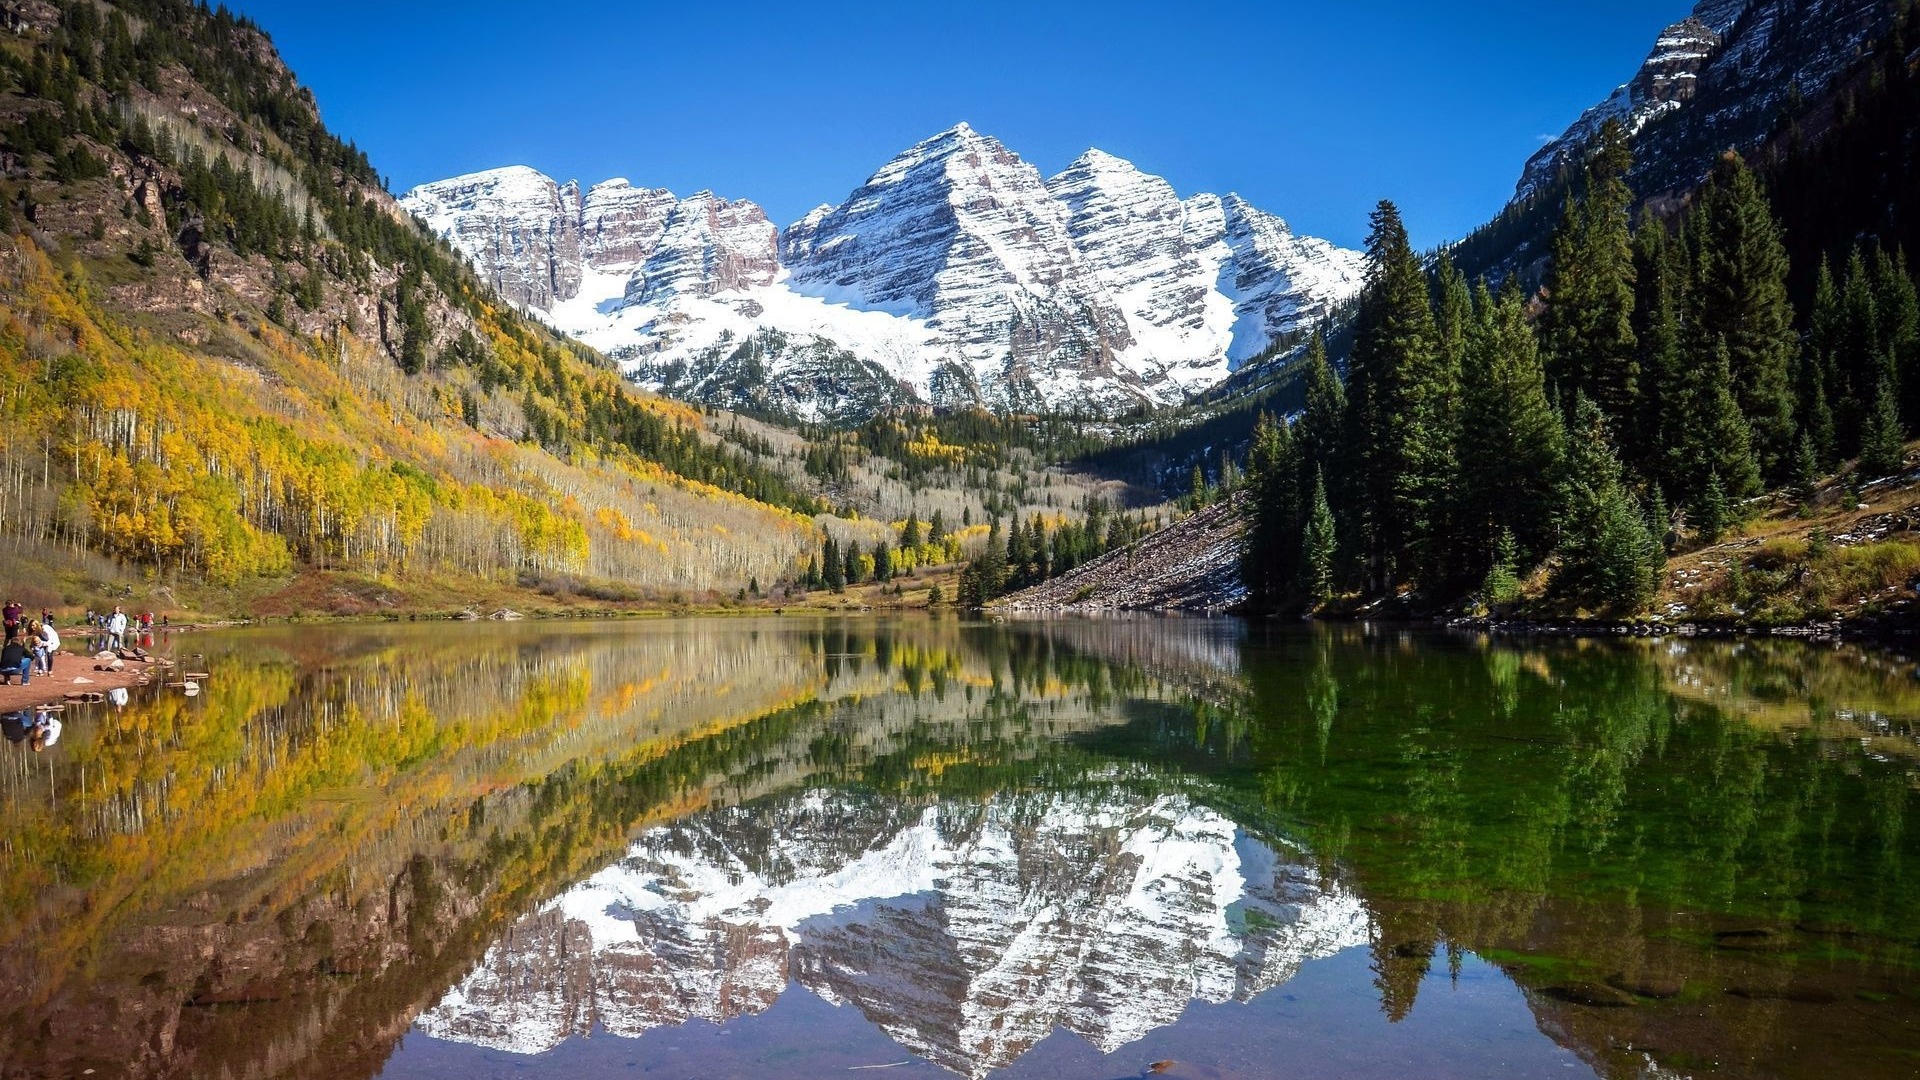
[1518,0,1892,202]
[402,125,1364,421]
[415,786,1370,1076]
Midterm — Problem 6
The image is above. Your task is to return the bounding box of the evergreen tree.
[1644,486,1671,557]
[1481,528,1522,609]
[1434,255,1474,383]
[1298,326,1346,474]
[1872,248,1920,431]
[1834,246,1883,455]
[1006,513,1031,587]
[1241,412,1302,610]
[822,536,845,591]
[1859,375,1907,479]
[1544,120,1639,421]
[1553,398,1661,612]
[1343,200,1441,594]
[1299,468,1337,607]
[1693,154,1797,476]
[1666,339,1763,513]
[1458,281,1565,577]
[1791,434,1823,506]
[1631,217,1686,478]
[1188,463,1209,509]
[1793,352,1837,470]
[976,518,1007,600]
[1694,470,1730,544]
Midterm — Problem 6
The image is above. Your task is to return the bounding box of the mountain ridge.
[402,124,1365,422]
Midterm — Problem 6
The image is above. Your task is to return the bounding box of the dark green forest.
[1237,9,1920,616]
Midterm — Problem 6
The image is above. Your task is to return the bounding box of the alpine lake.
[2,616,1917,1080]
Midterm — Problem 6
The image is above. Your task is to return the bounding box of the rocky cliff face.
[1517,0,1892,202]
[401,125,1363,421]
[400,166,589,312]
[415,786,1370,1075]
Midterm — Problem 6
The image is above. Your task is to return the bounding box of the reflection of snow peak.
[417,788,1370,1075]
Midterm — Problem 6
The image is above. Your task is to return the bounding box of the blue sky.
[232,0,1691,250]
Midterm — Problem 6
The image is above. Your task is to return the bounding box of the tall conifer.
[1554,398,1661,612]
[1300,468,1337,607]
[1459,281,1565,578]
[1344,200,1441,594]
[1693,155,1797,476]
[1544,120,1639,422]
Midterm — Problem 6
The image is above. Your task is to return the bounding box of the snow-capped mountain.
[1517,0,1892,203]
[416,785,1370,1076]
[402,125,1364,421]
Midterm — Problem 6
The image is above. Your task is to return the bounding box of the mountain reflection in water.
[419,786,1367,1076]
[0,617,1914,1080]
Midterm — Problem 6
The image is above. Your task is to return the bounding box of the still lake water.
[1,616,1916,1080]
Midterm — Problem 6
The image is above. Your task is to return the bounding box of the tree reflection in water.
[0,618,1912,1079]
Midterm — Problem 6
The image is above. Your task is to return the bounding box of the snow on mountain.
[415,785,1370,1075]
[783,123,1142,414]
[1044,151,1363,393]
[1516,0,1892,204]
[401,125,1364,421]
[1517,13,1725,202]
[402,165,587,312]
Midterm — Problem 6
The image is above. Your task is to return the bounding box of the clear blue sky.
[231,0,1691,251]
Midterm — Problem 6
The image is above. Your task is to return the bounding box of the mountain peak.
[1066,147,1140,174]
[415,129,1365,418]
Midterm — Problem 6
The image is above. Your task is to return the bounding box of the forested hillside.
[1237,7,1920,619]
[0,0,833,610]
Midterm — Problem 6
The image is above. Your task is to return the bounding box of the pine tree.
[1299,468,1337,607]
[1667,339,1763,513]
[1859,375,1907,479]
[1872,248,1920,430]
[1299,327,1346,473]
[1481,527,1522,609]
[1694,471,1730,544]
[1693,154,1797,476]
[1644,486,1671,557]
[1834,246,1883,456]
[1344,200,1441,594]
[1188,463,1209,509]
[1458,281,1565,577]
[1241,412,1302,610]
[1553,398,1661,612]
[1006,513,1031,588]
[1544,119,1639,421]
[822,536,845,591]
[1791,434,1823,506]
[1631,218,1686,478]
[976,519,1007,600]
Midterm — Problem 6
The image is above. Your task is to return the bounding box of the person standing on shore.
[32,620,58,675]
[2,599,20,640]
[107,606,128,650]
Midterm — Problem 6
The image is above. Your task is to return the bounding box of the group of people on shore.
[1,600,60,686]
